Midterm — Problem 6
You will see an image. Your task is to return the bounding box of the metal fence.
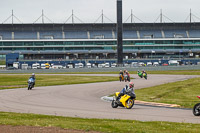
[0,65,199,73]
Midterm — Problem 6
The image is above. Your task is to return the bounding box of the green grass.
[2,70,200,75]
[0,112,199,133]
[0,75,117,90]
[135,77,200,108]
[147,70,200,75]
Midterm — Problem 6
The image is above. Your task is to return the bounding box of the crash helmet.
[129,82,134,88]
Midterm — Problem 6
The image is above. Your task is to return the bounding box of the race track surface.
[0,74,200,123]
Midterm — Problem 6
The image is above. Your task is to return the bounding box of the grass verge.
[1,70,200,75]
[0,75,117,90]
[0,112,199,133]
[135,77,200,108]
[147,70,200,75]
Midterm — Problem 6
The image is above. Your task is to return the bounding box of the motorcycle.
[193,96,200,116]
[111,92,135,109]
[28,77,35,90]
[143,73,147,80]
[126,76,130,82]
[119,74,124,82]
[124,74,128,82]
[137,72,143,78]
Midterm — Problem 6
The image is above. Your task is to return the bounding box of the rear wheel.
[193,103,200,116]
[111,100,118,108]
[126,99,134,109]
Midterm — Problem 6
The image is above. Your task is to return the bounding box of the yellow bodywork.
[143,73,146,77]
[119,74,124,81]
[115,92,131,107]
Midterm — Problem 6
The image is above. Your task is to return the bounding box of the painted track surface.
[0,74,200,123]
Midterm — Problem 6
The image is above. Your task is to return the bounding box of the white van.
[147,62,152,66]
[67,64,73,68]
[98,64,103,68]
[131,62,138,67]
[86,63,91,68]
[105,63,110,68]
[75,63,79,68]
[41,64,46,69]
[32,63,40,69]
[168,60,179,66]
[153,62,159,66]
[111,63,117,68]
[138,62,144,67]
[13,62,19,69]
[78,63,84,68]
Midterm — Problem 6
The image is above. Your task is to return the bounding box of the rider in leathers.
[116,82,136,102]
[28,73,36,88]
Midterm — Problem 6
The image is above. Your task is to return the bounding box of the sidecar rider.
[116,82,136,102]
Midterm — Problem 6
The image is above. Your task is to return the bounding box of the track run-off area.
[0,74,200,124]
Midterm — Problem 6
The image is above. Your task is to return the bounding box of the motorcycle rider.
[119,70,123,76]
[126,70,130,82]
[116,82,136,102]
[119,70,124,82]
[137,70,143,78]
[28,73,36,88]
[123,69,129,82]
[142,70,147,75]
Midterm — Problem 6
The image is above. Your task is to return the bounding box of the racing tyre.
[111,100,118,108]
[126,99,134,109]
[193,103,200,116]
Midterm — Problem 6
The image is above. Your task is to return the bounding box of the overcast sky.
[0,0,200,23]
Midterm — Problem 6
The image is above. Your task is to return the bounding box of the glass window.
[3,42,13,46]
[173,40,183,44]
[24,42,33,46]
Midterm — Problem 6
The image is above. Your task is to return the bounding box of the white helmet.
[32,73,35,76]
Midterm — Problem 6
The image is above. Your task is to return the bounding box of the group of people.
[118,70,136,101]
[117,69,148,101]
[119,69,131,82]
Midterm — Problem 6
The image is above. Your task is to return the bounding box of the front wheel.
[193,103,200,116]
[119,77,122,82]
[28,85,31,90]
[111,100,118,108]
[125,99,134,109]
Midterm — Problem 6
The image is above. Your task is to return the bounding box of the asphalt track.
[0,74,200,123]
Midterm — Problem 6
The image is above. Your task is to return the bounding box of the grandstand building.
[1,23,200,65]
